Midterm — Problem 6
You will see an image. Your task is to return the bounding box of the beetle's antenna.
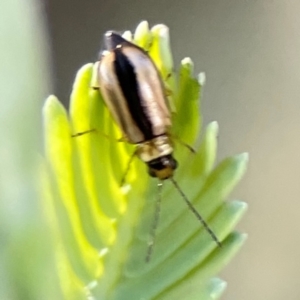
[170,177,222,247]
[146,180,163,262]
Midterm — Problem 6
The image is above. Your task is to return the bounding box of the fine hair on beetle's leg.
[120,150,137,187]
[146,181,163,263]
[170,177,222,248]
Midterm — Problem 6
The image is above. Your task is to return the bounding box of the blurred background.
[45,1,300,299]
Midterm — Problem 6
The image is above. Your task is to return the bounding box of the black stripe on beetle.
[113,47,154,141]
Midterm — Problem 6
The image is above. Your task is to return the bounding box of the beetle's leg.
[117,136,129,143]
[168,133,196,154]
[162,71,177,113]
[176,138,196,153]
[72,129,117,142]
[120,150,137,186]
[165,72,172,81]
[162,72,173,96]
[71,129,96,138]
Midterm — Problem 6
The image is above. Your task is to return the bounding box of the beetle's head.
[147,155,178,180]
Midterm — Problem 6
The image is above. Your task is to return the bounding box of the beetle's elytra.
[97,31,177,180]
[74,30,221,261]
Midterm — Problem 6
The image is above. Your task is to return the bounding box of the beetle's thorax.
[136,135,177,180]
[136,135,173,162]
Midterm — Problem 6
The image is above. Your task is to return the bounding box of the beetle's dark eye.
[167,156,178,170]
[147,158,165,177]
[148,155,176,170]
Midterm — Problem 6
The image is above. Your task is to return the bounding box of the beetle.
[74,31,221,261]
[98,32,177,180]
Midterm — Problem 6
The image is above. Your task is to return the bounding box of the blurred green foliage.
[0,1,62,300]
